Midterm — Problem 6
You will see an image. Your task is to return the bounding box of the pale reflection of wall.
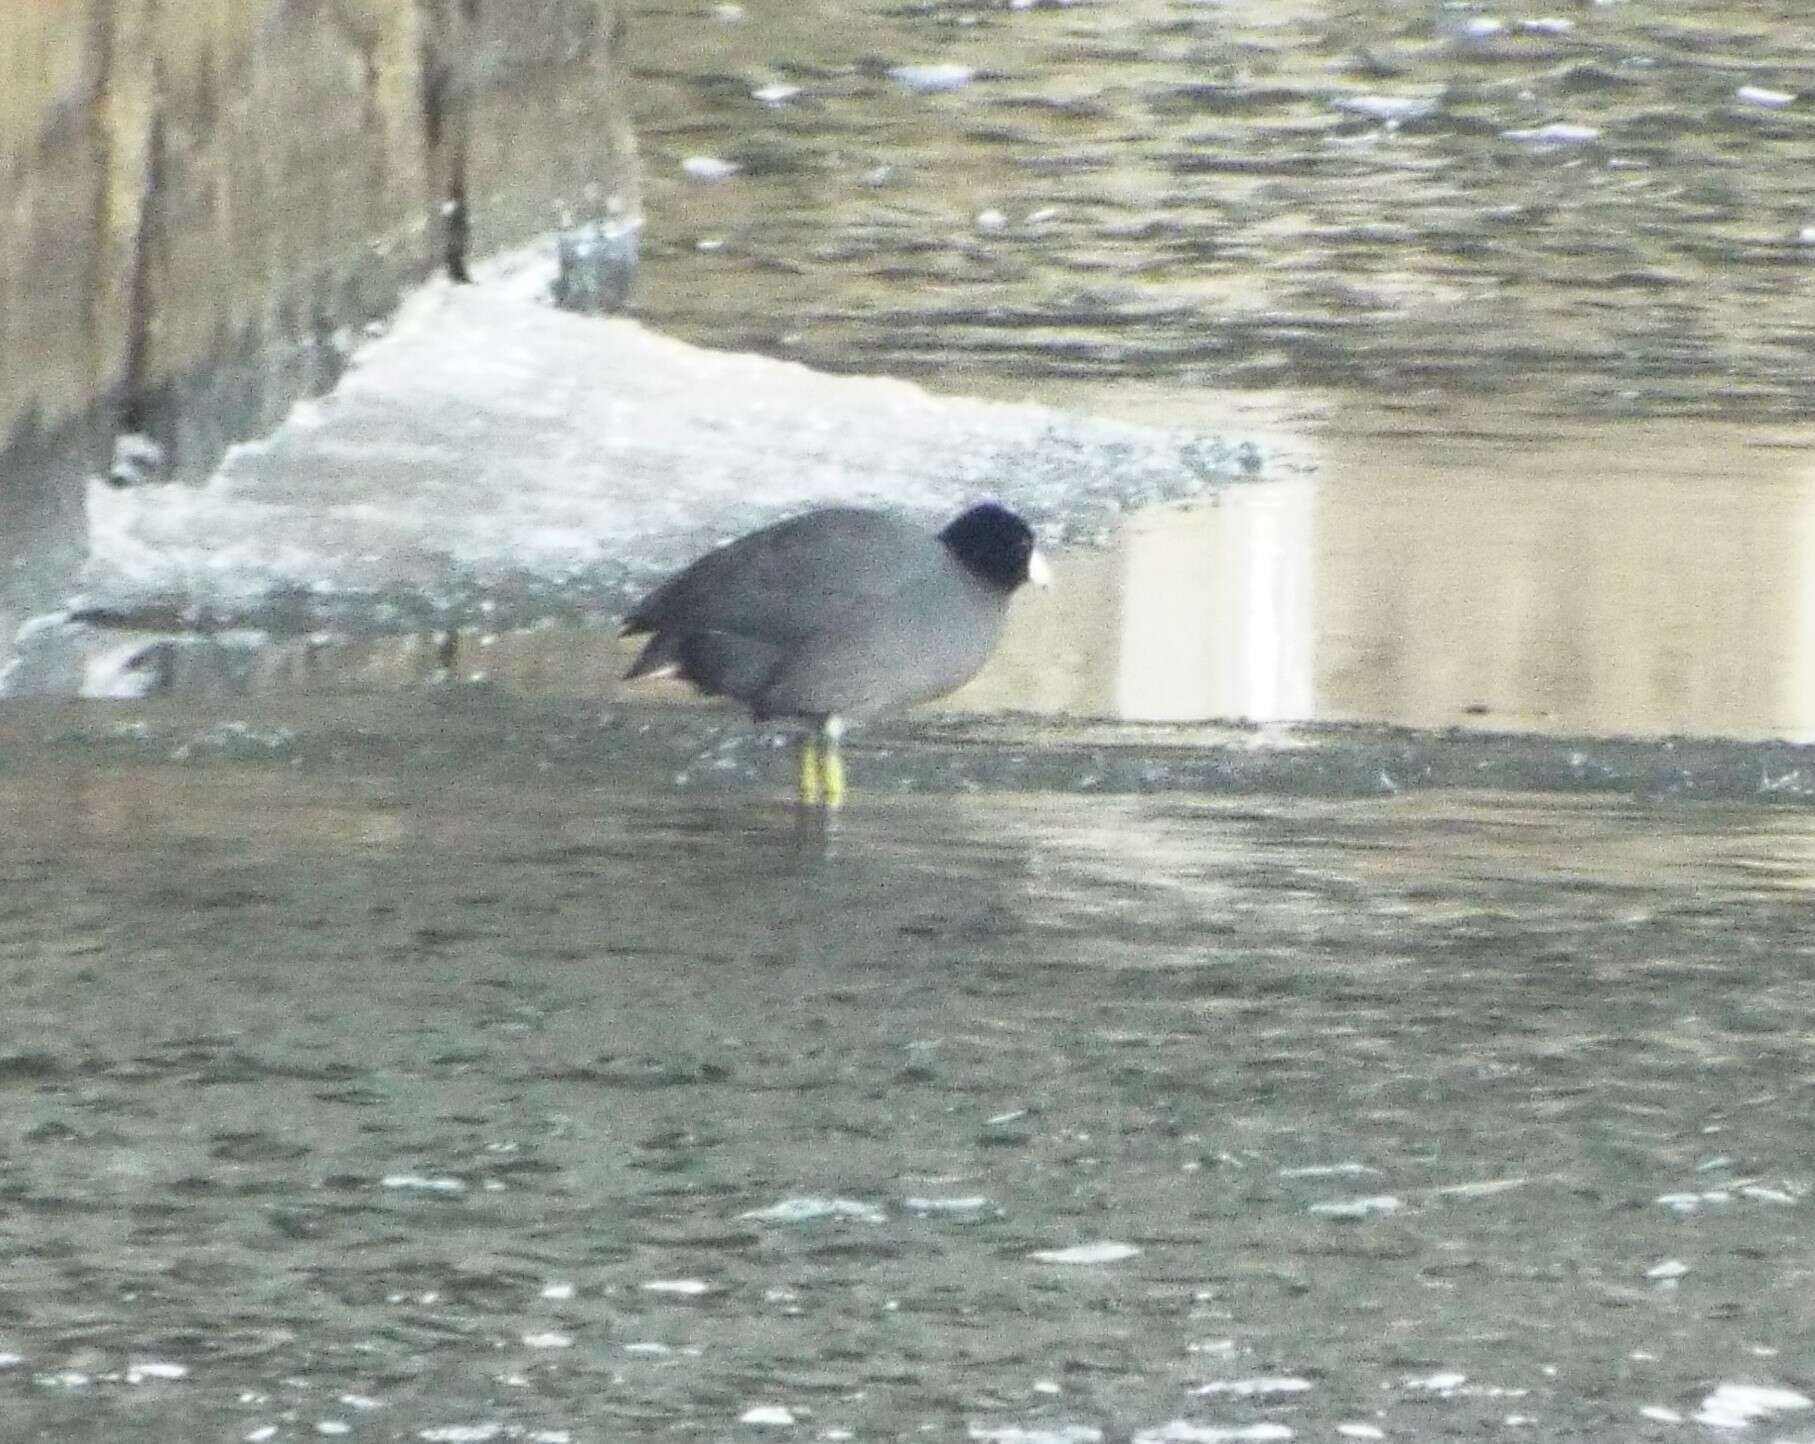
[1315,426,1815,739]
[1115,486,1316,723]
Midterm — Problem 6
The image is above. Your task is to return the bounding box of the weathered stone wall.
[0,0,638,635]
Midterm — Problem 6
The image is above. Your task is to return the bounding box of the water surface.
[2,698,1812,1440]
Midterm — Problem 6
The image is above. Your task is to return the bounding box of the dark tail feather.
[676,630,784,703]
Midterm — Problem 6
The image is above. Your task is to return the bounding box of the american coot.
[623,501,1050,806]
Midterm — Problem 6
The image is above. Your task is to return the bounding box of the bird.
[622,501,1051,807]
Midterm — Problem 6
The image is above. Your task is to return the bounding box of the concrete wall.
[0,0,638,636]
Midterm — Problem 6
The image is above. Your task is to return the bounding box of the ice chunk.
[126,1361,189,1383]
[681,156,740,181]
[1694,1383,1812,1429]
[1308,1195,1401,1219]
[1403,1372,1466,1393]
[1194,1378,1311,1397]
[889,63,976,92]
[1330,95,1438,123]
[904,1195,992,1215]
[1028,1241,1140,1264]
[740,1197,885,1224]
[1735,85,1796,109]
[642,1279,713,1295]
[1502,123,1600,144]
[382,1175,466,1193]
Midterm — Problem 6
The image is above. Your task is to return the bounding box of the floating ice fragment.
[741,1405,796,1425]
[1694,1383,1812,1429]
[420,1430,505,1444]
[382,1174,465,1193]
[1736,86,1796,109]
[0,1353,22,1369]
[340,1395,382,1411]
[752,84,801,105]
[1434,1176,1527,1199]
[740,1197,885,1224]
[1330,95,1438,123]
[890,63,976,92]
[904,1195,992,1215]
[317,1424,351,1437]
[1188,1339,1237,1355]
[126,1362,189,1383]
[681,156,740,181]
[987,1110,1028,1126]
[1403,1372,1467,1393]
[1279,1163,1382,1179]
[624,1342,673,1355]
[975,210,1009,233]
[529,1433,573,1444]
[522,1332,572,1349]
[1502,123,1600,144]
[1646,1259,1689,1281]
[1194,1378,1311,1398]
[1034,1380,1062,1394]
[540,1282,575,1300]
[1657,1189,1730,1212]
[969,1427,1104,1444]
[1029,1241,1140,1264]
[1517,17,1573,33]
[1336,1428,1384,1441]
[1457,16,1506,37]
[712,2,745,19]
[1738,1183,1799,1204]
[642,1278,713,1295]
[1309,1195,1401,1219]
[247,1430,278,1443]
[1640,1406,1682,1424]
[1134,1425,1293,1443]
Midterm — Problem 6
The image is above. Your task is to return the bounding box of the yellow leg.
[799,736,822,806]
[821,743,846,810]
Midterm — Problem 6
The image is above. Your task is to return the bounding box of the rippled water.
[631,0,1814,420]
[3,699,1814,1440]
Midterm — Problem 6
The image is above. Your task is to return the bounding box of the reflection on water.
[954,414,1815,740]
[630,0,1815,421]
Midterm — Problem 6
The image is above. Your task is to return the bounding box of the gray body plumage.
[623,506,1025,722]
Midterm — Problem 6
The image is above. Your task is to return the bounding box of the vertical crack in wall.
[420,1,472,284]
[119,88,166,444]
